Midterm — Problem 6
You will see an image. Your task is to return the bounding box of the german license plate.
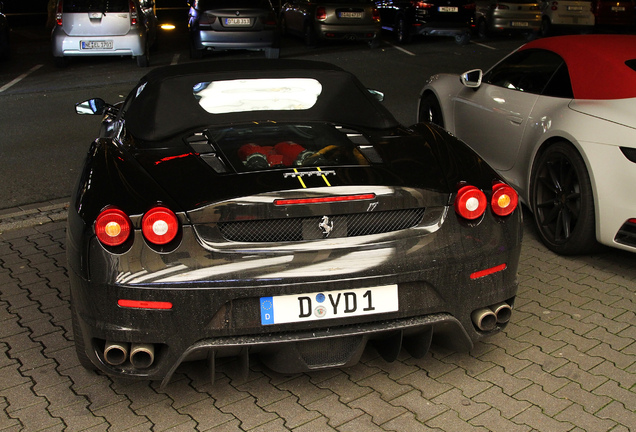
[225,17,251,26]
[567,6,583,10]
[438,6,458,12]
[612,6,625,11]
[339,11,363,18]
[260,284,399,325]
[81,40,113,50]
[511,21,529,26]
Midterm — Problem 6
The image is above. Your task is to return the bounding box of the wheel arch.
[417,84,455,133]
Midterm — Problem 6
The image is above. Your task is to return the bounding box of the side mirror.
[460,69,483,88]
[75,98,107,115]
[367,89,385,102]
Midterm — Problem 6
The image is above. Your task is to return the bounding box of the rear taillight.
[551,1,558,10]
[414,1,434,9]
[275,194,376,206]
[262,11,277,26]
[495,3,510,9]
[142,207,179,245]
[129,0,138,25]
[316,6,327,20]
[463,2,476,10]
[455,183,518,220]
[56,0,63,26]
[491,183,518,217]
[372,7,381,22]
[95,208,132,247]
[455,185,487,220]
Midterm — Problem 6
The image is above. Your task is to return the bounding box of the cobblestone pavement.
[1,206,634,431]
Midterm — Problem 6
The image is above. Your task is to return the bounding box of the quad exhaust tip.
[471,302,512,331]
[104,341,155,369]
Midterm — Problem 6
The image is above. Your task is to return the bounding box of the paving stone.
[512,384,573,417]
[469,408,531,432]
[511,405,574,432]
[290,415,337,432]
[388,390,448,423]
[555,403,617,432]
[261,395,322,429]
[426,409,489,432]
[592,380,636,412]
[305,393,364,428]
[472,385,531,419]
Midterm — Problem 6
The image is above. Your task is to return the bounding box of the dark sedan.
[280,0,381,47]
[68,59,522,386]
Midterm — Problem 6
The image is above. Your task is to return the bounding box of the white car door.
[451,49,566,172]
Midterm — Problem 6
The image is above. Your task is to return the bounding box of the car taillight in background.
[56,0,64,26]
[373,7,381,22]
[95,208,132,247]
[551,1,558,10]
[316,6,327,20]
[129,0,138,25]
[414,1,434,9]
[454,183,518,220]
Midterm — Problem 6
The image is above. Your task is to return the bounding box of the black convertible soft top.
[124,59,399,142]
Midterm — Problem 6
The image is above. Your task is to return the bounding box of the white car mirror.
[460,69,483,88]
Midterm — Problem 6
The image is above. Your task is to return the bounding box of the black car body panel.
[68,59,522,386]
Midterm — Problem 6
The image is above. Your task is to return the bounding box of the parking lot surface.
[1,204,635,431]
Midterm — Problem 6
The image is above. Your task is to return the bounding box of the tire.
[540,17,551,37]
[530,142,597,255]
[265,47,280,59]
[396,17,411,44]
[304,24,317,47]
[136,52,149,67]
[477,19,488,39]
[418,93,445,128]
[71,303,97,371]
[454,32,470,45]
[53,56,68,68]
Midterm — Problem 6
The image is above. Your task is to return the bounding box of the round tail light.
[316,6,327,20]
[491,183,518,216]
[95,208,132,247]
[455,185,487,220]
[142,207,179,245]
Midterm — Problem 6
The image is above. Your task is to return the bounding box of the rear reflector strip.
[118,299,173,310]
[470,263,507,280]
[275,193,376,206]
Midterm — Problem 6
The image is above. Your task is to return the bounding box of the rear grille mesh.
[217,208,426,242]
[615,220,636,247]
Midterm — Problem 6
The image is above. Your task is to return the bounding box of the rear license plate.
[611,6,626,11]
[260,284,399,325]
[81,40,113,50]
[225,17,251,26]
[339,11,363,18]
[567,6,583,11]
[438,6,458,12]
[511,21,529,26]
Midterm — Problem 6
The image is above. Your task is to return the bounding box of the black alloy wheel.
[477,19,488,39]
[304,23,317,47]
[530,142,597,255]
[418,93,445,128]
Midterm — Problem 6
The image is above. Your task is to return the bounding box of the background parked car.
[188,0,280,59]
[0,1,9,61]
[52,0,157,67]
[592,0,634,30]
[375,0,474,45]
[280,0,381,48]
[474,0,541,39]
[539,0,594,35]
[418,34,636,255]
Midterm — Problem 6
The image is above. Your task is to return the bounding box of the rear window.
[202,123,371,173]
[63,0,130,13]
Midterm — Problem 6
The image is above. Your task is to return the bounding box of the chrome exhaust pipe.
[491,302,512,324]
[130,343,155,369]
[471,308,497,331]
[104,341,129,366]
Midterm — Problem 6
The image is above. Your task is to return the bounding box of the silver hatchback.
[52,0,157,67]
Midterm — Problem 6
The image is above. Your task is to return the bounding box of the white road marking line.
[471,41,497,50]
[0,64,44,93]
[385,41,416,56]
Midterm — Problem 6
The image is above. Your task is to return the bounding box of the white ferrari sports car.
[418,34,636,255]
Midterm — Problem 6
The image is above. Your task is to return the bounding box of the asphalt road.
[0,23,525,210]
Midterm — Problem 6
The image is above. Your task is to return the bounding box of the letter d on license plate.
[260,284,398,325]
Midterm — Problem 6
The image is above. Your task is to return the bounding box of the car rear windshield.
[204,123,371,173]
[193,0,273,10]
[63,0,130,13]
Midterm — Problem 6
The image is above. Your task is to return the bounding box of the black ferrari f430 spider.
[68,59,522,387]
